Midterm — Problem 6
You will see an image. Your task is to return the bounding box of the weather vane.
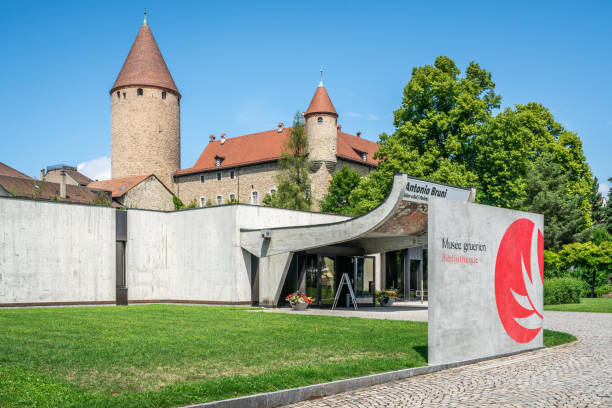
[319,66,324,87]
[143,8,148,25]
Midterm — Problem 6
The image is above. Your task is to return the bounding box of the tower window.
[200,174,205,183]
[123,92,126,99]
[217,196,222,205]
[200,197,205,207]
[162,91,166,99]
[252,191,258,205]
[116,91,120,99]
[217,172,221,180]
[137,88,143,96]
[230,170,235,179]
[317,117,323,124]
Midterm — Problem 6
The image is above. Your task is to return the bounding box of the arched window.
[116,91,120,99]
[162,91,166,99]
[252,191,258,205]
[317,117,323,124]
[137,88,143,96]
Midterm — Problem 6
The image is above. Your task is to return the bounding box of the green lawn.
[0,305,575,408]
[542,329,576,347]
[544,297,612,313]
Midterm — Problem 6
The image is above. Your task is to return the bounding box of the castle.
[101,17,379,211]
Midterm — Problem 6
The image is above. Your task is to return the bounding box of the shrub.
[543,277,585,305]
[594,284,612,298]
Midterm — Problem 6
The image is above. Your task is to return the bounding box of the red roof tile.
[89,174,151,197]
[66,169,93,186]
[176,128,379,176]
[0,162,32,179]
[0,175,114,205]
[305,85,337,117]
[111,23,180,97]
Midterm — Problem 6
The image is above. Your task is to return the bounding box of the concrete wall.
[428,198,544,365]
[0,198,115,305]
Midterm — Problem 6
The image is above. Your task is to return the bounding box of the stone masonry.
[111,86,180,190]
[119,175,174,211]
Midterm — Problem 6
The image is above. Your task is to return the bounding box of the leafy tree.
[606,177,612,235]
[513,155,586,250]
[320,165,362,215]
[558,241,612,297]
[588,177,605,224]
[264,112,312,211]
[350,56,500,214]
[91,191,113,207]
[173,196,198,210]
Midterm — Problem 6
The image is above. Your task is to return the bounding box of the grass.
[0,305,578,408]
[544,297,612,313]
[0,305,428,407]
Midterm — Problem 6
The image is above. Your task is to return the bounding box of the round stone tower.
[110,17,180,189]
[304,80,338,207]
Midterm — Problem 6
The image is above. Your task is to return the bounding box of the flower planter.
[291,302,309,311]
[381,298,394,307]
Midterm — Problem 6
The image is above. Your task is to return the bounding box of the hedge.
[543,277,584,305]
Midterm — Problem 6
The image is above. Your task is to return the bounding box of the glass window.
[317,117,323,124]
[200,197,205,207]
[217,196,222,205]
[362,152,367,161]
[215,158,222,167]
[252,191,258,205]
[200,174,205,183]
[162,91,166,99]
[230,170,235,179]
[229,194,235,202]
[116,91,120,99]
[137,88,143,96]
[216,172,221,180]
[270,188,276,195]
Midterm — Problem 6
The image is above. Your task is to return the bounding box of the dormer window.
[215,156,224,167]
[361,152,367,162]
[137,88,143,96]
[317,117,323,124]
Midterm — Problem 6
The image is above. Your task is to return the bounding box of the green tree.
[350,56,500,214]
[513,155,586,250]
[264,112,312,211]
[558,241,612,297]
[320,165,362,215]
[605,178,612,235]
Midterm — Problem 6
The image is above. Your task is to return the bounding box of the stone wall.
[111,86,180,190]
[175,161,281,206]
[121,175,174,211]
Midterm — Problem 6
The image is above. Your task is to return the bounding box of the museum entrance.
[280,252,376,308]
[384,247,428,301]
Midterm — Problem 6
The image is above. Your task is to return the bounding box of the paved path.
[283,311,612,407]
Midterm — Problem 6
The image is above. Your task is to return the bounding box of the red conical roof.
[111,23,180,97]
[305,84,337,117]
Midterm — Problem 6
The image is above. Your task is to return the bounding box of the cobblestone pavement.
[284,311,612,407]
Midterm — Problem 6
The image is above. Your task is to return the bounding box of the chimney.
[220,133,226,145]
[356,131,361,138]
[60,170,67,199]
[40,168,45,179]
[337,124,342,132]
[277,122,284,133]
[209,134,216,143]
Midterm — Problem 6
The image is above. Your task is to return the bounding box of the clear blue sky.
[1,1,610,194]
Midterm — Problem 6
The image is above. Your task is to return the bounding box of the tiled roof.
[305,85,337,117]
[0,162,32,179]
[0,175,114,205]
[66,169,93,186]
[111,23,180,97]
[88,174,152,198]
[176,128,379,176]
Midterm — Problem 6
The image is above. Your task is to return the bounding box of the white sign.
[404,177,474,203]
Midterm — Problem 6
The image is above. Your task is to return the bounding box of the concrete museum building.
[1,18,546,365]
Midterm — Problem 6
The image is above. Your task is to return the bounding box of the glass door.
[354,256,375,305]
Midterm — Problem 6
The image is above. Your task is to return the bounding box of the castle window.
[200,175,205,183]
[162,91,166,99]
[270,188,276,195]
[123,92,126,99]
[317,117,323,124]
[200,197,205,207]
[215,158,222,167]
[116,91,120,99]
[229,193,236,202]
[361,152,367,161]
[217,196,222,205]
[216,172,221,181]
[230,170,235,179]
[137,88,143,96]
[252,191,258,205]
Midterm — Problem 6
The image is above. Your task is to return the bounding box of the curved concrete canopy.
[240,173,428,257]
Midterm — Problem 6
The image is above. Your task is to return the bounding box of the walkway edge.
[182,347,544,408]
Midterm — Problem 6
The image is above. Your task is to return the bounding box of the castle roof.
[305,84,337,117]
[111,22,180,97]
[176,128,379,176]
[0,162,32,179]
